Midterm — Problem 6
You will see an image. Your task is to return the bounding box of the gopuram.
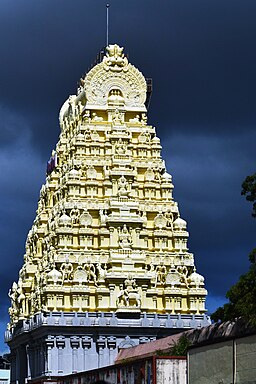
[5,44,210,383]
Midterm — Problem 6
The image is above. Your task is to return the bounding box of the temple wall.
[188,334,256,384]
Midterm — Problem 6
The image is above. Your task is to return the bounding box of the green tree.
[211,175,256,325]
[241,173,256,218]
[170,335,191,356]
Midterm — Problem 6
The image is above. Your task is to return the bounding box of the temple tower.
[6,44,210,383]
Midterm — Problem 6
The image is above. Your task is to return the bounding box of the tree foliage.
[241,173,256,218]
[156,335,191,357]
[211,175,256,324]
[170,335,191,356]
[211,254,256,325]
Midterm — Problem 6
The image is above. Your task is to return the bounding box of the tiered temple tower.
[6,44,210,383]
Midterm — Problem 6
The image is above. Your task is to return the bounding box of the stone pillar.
[109,227,115,246]
[165,296,171,310]
[107,336,116,366]
[26,345,32,380]
[96,336,106,368]
[15,347,20,383]
[153,295,157,309]
[10,351,16,384]
[109,284,116,308]
[82,336,92,371]
[41,343,47,376]
[34,344,39,377]
[45,336,55,374]
[39,342,45,377]
[70,336,80,373]
[56,336,65,374]
[135,228,141,247]
[141,285,148,308]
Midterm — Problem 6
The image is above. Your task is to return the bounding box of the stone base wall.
[188,334,256,384]
[6,311,210,384]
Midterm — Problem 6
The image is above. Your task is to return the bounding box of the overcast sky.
[1,0,256,353]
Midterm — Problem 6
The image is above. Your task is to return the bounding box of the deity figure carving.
[103,44,128,71]
[92,112,103,122]
[146,262,156,279]
[155,262,167,286]
[83,110,90,122]
[86,165,97,179]
[103,165,110,179]
[138,131,151,144]
[118,224,132,249]
[144,167,155,182]
[154,213,167,229]
[79,210,92,227]
[177,266,189,288]
[141,113,147,125]
[8,283,18,316]
[115,138,126,155]
[116,284,127,306]
[166,265,182,287]
[165,210,173,228]
[60,258,73,283]
[91,129,100,141]
[124,275,137,292]
[47,264,62,285]
[96,263,107,281]
[117,175,129,197]
[129,115,140,124]
[84,263,98,286]
[48,246,56,264]
[84,126,92,141]
[117,275,141,308]
[99,209,108,226]
[74,265,88,284]
[113,109,123,125]
[70,206,80,225]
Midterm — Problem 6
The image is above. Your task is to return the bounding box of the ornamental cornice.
[82,45,147,112]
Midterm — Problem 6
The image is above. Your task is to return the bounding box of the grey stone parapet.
[5,311,211,342]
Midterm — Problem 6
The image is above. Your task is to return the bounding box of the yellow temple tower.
[6,44,210,383]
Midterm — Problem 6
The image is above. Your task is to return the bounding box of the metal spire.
[106,4,110,47]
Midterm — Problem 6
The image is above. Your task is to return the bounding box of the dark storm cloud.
[0,0,256,351]
[162,129,256,300]
[1,0,256,149]
[0,111,45,332]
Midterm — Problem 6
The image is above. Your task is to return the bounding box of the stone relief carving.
[86,165,97,179]
[117,275,141,308]
[144,167,155,181]
[73,265,87,284]
[70,206,80,225]
[154,213,167,229]
[115,138,127,155]
[118,224,133,249]
[79,210,92,227]
[60,258,73,283]
[99,209,108,226]
[117,175,129,197]
[155,262,167,286]
[82,45,147,109]
[138,131,151,144]
[111,109,124,125]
